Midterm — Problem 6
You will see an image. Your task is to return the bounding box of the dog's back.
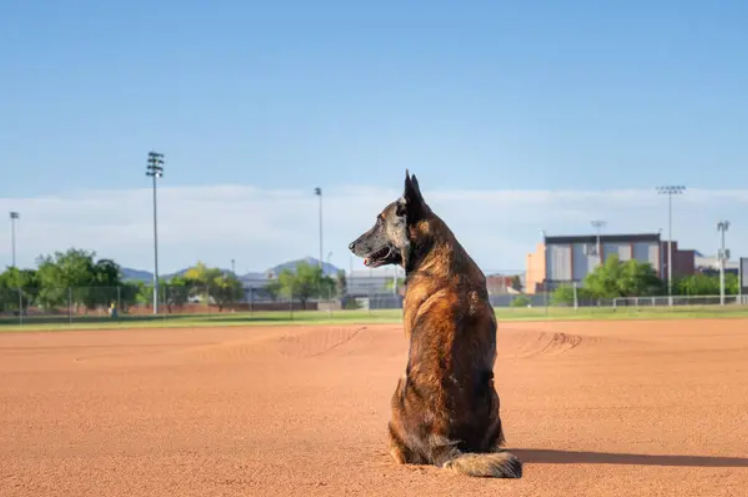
[392,213,521,478]
[348,171,521,478]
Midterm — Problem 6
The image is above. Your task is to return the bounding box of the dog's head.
[348,170,428,268]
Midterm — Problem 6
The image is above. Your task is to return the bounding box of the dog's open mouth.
[364,246,392,267]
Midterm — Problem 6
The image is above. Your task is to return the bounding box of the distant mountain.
[122,266,246,284]
[121,258,340,285]
[268,256,340,277]
[121,267,153,283]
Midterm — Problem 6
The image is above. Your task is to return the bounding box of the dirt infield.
[2,319,747,496]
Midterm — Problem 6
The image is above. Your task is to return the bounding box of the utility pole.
[314,187,323,271]
[146,151,164,314]
[231,259,236,275]
[9,212,19,268]
[717,220,730,306]
[540,229,548,311]
[591,219,606,266]
[656,185,686,306]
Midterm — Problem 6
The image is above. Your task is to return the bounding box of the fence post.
[290,281,294,321]
[572,282,578,312]
[328,282,332,318]
[68,287,73,324]
[249,285,254,315]
[18,288,23,326]
[163,285,168,321]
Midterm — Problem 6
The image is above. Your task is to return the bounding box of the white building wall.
[571,243,590,281]
[602,242,632,263]
[546,238,662,288]
[547,244,572,281]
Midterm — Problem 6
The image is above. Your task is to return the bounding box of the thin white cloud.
[1,184,747,274]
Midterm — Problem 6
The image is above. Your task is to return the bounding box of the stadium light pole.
[717,220,730,307]
[314,187,323,271]
[9,211,19,268]
[146,151,164,315]
[591,219,606,265]
[656,185,686,306]
[540,230,548,313]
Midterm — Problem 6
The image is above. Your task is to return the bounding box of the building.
[485,274,523,295]
[525,232,696,293]
[694,255,741,276]
[347,268,404,297]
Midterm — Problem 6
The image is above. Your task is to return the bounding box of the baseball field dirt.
[2,318,747,496]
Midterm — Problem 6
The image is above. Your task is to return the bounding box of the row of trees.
[265,261,343,308]
[0,249,349,314]
[551,255,741,305]
[0,249,249,313]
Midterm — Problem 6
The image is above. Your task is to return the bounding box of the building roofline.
[544,233,662,244]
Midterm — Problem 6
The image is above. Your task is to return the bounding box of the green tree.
[510,294,531,307]
[79,258,124,310]
[673,273,739,296]
[35,248,98,310]
[163,275,195,312]
[184,262,244,311]
[184,262,217,298]
[616,259,664,297]
[726,273,740,295]
[584,255,663,299]
[335,270,348,297]
[550,284,594,306]
[276,261,335,309]
[0,267,40,313]
[264,279,282,302]
[118,280,147,312]
[33,248,127,312]
[210,273,244,311]
[509,275,523,292]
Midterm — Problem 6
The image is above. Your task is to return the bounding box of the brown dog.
[348,171,522,478]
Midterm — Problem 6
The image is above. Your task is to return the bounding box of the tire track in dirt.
[275,326,370,358]
[498,329,589,359]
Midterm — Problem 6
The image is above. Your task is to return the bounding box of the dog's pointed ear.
[402,170,425,219]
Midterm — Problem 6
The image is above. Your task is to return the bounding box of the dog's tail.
[441,450,522,478]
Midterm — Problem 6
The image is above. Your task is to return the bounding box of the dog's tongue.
[363,258,370,266]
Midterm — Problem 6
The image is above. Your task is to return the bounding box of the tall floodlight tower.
[146,151,165,314]
[591,219,607,265]
[9,211,19,268]
[314,187,323,270]
[717,220,730,306]
[656,185,686,306]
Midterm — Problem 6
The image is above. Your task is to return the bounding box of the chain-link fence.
[2,281,747,327]
[0,281,400,326]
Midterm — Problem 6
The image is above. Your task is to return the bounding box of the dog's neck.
[403,215,455,277]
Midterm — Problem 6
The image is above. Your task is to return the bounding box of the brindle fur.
[348,171,522,478]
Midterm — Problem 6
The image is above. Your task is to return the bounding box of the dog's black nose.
[348,241,355,250]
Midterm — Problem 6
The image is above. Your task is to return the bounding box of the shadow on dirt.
[514,449,748,468]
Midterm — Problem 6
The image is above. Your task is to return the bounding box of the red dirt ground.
[2,319,747,496]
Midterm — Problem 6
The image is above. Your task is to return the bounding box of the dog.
[348,170,522,478]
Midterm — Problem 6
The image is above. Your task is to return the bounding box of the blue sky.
[1,1,747,273]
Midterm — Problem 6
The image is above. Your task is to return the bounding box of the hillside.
[120,256,341,284]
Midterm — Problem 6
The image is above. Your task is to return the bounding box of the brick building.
[525,232,695,294]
